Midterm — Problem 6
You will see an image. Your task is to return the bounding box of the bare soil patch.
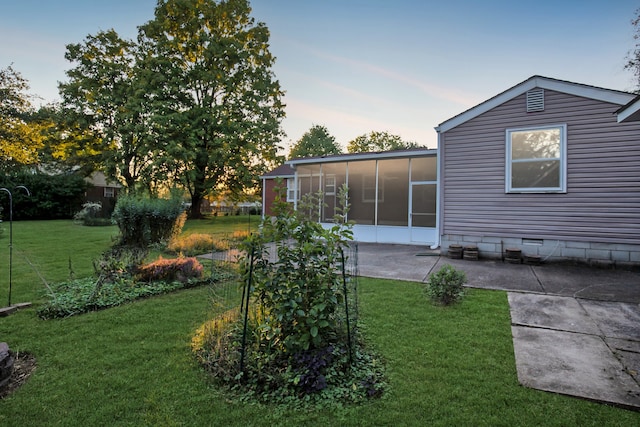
[0,352,36,399]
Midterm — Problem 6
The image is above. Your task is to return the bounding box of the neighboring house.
[262,149,438,245]
[436,75,640,265]
[262,75,640,266]
[261,163,295,216]
[84,171,121,216]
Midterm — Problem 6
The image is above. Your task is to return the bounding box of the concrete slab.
[511,325,640,408]
[508,293,601,335]
[355,243,439,282]
[532,264,640,303]
[579,300,640,342]
[609,344,640,381]
[434,258,545,293]
[607,337,640,354]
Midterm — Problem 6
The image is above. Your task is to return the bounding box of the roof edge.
[287,148,437,166]
[616,94,640,123]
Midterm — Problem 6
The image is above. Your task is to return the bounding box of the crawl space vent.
[526,88,544,112]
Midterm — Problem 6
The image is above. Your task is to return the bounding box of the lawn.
[0,219,637,425]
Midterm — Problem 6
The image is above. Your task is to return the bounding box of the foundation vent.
[526,88,545,112]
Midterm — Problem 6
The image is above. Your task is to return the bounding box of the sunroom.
[285,148,439,246]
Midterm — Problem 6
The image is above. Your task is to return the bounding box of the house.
[262,148,438,245]
[84,171,121,216]
[261,163,295,216]
[436,75,640,266]
[262,76,640,266]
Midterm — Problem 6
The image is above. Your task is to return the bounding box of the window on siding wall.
[286,178,296,202]
[506,124,566,193]
[104,187,115,198]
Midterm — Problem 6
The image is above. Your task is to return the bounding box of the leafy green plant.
[195,184,386,406]
[111,194,186,248]
[247,185,353,355]
[425,264,467,305]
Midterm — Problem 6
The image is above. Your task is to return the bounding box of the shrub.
[136,256,203,283]
[425,264,467,305]
[0,171,90,220]
[112,195,186,248]
[194,184,386,406]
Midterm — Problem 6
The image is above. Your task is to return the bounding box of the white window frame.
[324,174,336,195]
[286,178,296,202]
[104,187,115,198]
[505,124,567,193]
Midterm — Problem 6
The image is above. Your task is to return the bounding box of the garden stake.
[340,248,353,364]
[0,185,30,307]
[239,243,254,374]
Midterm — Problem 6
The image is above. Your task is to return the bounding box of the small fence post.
[239,242,254,374]
[340,247,353,364]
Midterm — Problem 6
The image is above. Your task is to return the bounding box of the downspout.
[293,165,298,211]
[430,129,442,250]
[261,177,266,220]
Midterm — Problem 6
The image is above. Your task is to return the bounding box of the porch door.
[410,183,437,243]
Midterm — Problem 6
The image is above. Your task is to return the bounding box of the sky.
[1,0,638,152]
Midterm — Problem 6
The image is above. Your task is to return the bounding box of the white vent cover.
[526,88,544,112]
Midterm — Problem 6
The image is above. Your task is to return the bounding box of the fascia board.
[617,96,640,123]
[287,149,437,167]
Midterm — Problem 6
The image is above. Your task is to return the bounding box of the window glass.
[511,160,560,188]
[507,125,565,192]
[286,178,295,202]
[511,128,560,160]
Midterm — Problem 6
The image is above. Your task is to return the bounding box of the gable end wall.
[440,90,640,264]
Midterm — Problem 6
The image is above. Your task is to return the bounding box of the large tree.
[346,130,421,153]
[60,29,155,191]
[288,125,342,159]
[0,65,52,172]
[139,0,285,218]
[625,8,640,92]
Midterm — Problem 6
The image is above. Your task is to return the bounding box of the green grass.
[0,220,638,425]
[181,213,258,237]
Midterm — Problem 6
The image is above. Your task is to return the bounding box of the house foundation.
[441,234,640,270]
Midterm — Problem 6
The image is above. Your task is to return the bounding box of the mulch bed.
[0,352,36,399]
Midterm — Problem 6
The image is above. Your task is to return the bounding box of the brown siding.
[263,178,292,216]
[85,186,119,216]
[441,90,640,244]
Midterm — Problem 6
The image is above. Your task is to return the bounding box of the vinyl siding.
[441,90,640,244]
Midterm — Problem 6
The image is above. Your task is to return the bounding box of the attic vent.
[526,88,544,112]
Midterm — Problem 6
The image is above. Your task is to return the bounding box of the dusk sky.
[1,0,638,151]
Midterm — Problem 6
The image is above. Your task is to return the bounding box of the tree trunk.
[190,192,203,219]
